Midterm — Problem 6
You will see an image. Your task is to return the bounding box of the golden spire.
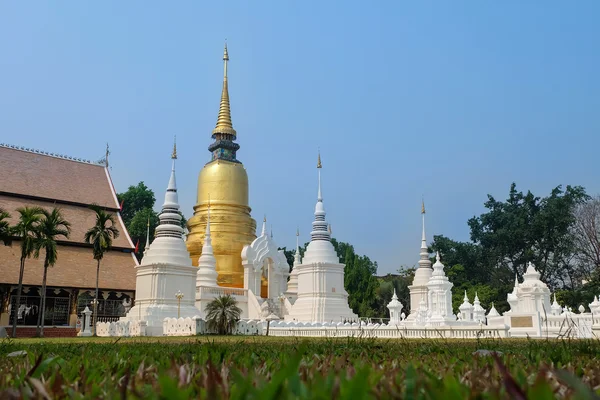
[421,198,425,214]
[317,151,322,169]
[171,136,177,159]
[212,42,237,137]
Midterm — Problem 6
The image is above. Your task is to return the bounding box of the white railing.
[96,320,147,337]
[266,324,508,339]
[196,286,248,298]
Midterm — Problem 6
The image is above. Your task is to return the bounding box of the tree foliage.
[430,183,592,312]
[0,208,11,245]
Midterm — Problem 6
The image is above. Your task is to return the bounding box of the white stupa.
[407,201,433,320]
[472,292,486,323]
[122,142,200,335]
[508,262,551,314]
[387,289,404,325]
[458,291,474,322]
[285,229,300,301]
[286,153,357,323]
[196,201,218,288]
[426,252,455,325]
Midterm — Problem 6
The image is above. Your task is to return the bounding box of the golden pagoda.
[186,44,257,288]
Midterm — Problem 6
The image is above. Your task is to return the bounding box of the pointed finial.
[212,41,236,137]
[208,193,211,209]
[105,143,110,168]
[317,150,322,169]
[261,215,267,236]
[463,290,468,301]
[436,251,440,262]
[421,198,425,214]
[296,227,299,237]
[171,136,177,159]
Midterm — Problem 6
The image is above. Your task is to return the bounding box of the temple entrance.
[242,228,290,300]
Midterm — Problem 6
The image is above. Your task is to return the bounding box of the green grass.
[1,336,600,399]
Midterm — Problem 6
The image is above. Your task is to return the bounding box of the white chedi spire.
[459,290,474,321]
[144,218,151,256]
[141,140,191,267]
[472,292,486,323]
[196,198,218,287]
[589,295,600,315]
[487,303,500,317]
[310,151,331,242]
[302,152,338,264]
[286,228,300,295]
[418,200,431,270]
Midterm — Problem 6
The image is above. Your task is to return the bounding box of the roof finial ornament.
[317,149,322,169]
[144,217,151,255]
[105,143,110,168]
[212,41,236,137]
[171,136,177,159]
[421,197,425,214]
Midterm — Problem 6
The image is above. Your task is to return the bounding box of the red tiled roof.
[0,146,118,209]
[0,243,136,291]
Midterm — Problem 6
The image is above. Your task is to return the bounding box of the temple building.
[0,144,137,335]
[186,44,257,289]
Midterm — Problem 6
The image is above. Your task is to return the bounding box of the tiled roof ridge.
[0,142,104,166]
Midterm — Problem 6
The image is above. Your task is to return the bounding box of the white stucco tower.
[122,142,200,335]
[286,154,357,323]
[196,202,218,288]
[426,252,456,325]
[407,202,433,320]
[285,229,300,302]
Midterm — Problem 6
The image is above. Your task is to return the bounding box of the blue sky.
[1,2,598,274]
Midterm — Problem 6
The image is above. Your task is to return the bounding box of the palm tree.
[205,295,242,335]
[12,206,44,338]
[33,208,71,337]
[84,205,119,336]
[0,207,12,245]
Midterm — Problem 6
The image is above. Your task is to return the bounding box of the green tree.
[468,183,588,288]
[12,206,44,338]
[128,208,159,261]
[205,294,242,335]
[33,208,71,337]
[117,182,156,226]
[0,208,12,245]
[84,205,120,336]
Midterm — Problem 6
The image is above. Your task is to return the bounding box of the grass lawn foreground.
[1,336,600,399]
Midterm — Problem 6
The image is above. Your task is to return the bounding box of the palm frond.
[85,204,120,260]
